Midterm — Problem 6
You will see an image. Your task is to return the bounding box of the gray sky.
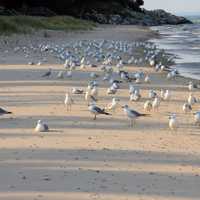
[144,0,200,14]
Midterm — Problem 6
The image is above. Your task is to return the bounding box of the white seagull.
[105,98,120,113]
[35,120,49,132]
[188,81,198,91]
[144,100,152,112]
[182,103,192,113]
[152,97,161,111]
[169,114,179,131]
[188,93,197,105]
[64,92,74,111]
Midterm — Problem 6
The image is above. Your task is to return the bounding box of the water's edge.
[149,22,200,80]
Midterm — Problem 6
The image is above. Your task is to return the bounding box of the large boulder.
[144,9,192,25]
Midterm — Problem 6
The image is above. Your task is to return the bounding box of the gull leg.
[133,119,136,127]
[93,115,97,120]
[130,119,133,127]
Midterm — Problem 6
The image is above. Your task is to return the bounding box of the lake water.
[150,17,200,80]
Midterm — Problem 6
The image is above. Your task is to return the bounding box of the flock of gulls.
[1,39,200,132]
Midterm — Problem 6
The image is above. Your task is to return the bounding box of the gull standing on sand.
[122,105,148,127]
[90,85,98,100]
[88,104,111,120]
[130,90,141,102]
[182,103,192,113]
[152,97,161,111]
[64,92,74,111]
[107,85,117,95]
[144,100,152,112]
[162,90,171,101]
[72,88,84,94]
[188,81,198,91]
[85,90,97,105]
[129,84,139,94]
[169,114,179,131]
[144,75,151,83]
[57,70,65,79]
[35,120,49,132]
[188,93,197,105]
[167,70,178,80]
[149,90,157,99]
[105,98,120,113]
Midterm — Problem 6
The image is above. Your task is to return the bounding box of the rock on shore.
[83,9,192,26]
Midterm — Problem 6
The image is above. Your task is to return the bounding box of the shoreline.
[149,24,200,81]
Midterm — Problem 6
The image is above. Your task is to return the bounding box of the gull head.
[169,113,176,120]
[37,120,43,124]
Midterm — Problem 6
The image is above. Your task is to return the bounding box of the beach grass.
[0,15,96,35]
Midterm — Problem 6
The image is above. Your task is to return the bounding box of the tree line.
[0,0,144,14]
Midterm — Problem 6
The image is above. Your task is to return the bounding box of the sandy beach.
[0,26,200,200]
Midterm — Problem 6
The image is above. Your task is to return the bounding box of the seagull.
[188,93,197,105]
[188,81,198,91]
[167,70,178,80]
[149,90,157,99]
[160,89,165,99]
[122,105,149,127]
[160,65,166,72]
[72,88,84,94]
[85,90,97,105]
[194,112,200,126]
[90,86,98,99]
[163,90,171,101]
[129,85,140,95]
[64,92,74,111]
[66,71,72,78]
[57,71,65,79]
[144,75,150,83]
[182,103,192,113]
[90,72,99,79]
[149,59,155,67]
[169,114,179,131]
[42,68,52,78]
[88,104,111,120]
[152,97,161,111]
[107,86,117,95]
[130,91,141,102]
[119,71,133,82]
[35,120,49,132]
[0,107,12,116]
[144,100,152,112]
[105,98,120,113]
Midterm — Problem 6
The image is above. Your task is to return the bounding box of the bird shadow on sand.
[0,115,167,132]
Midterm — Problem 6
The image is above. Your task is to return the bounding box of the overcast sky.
[143,0,200,14]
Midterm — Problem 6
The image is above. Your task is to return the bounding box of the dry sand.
[0,26,200,200]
